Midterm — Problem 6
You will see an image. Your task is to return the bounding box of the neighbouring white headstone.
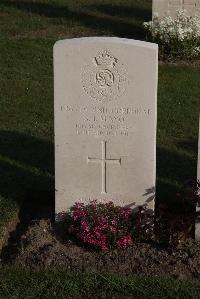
[196,115,200,240]
[153,0,200,18]
[54,37,158,214]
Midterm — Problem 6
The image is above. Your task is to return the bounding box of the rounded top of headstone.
[54,36,158,51]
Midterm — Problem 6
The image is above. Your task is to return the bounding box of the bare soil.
[2,218,200,280]
[1,194,200,281]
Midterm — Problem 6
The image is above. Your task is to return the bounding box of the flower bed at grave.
[143,10,200,60]
[56,181,200,250]
[1,185,200,280]
[57,201,150,250]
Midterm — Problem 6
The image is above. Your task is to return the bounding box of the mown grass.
[0,1,200,296]
[0,0,200,297]
[0,266,200,299]
[0,0,151,40]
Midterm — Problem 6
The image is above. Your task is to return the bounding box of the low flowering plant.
[66,201,134,250]
[143,10,200,59]
[56,181,200,250]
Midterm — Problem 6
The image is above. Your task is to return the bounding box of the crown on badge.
[94,50,118,68]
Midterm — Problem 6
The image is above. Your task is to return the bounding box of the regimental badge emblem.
[81,49,128,102]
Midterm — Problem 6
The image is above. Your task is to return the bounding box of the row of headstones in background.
[54,36,200,240]
[153,0,200,18]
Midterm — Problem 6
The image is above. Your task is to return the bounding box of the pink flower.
[110,226,117,232]
[117,235,133,249]
[119,208,132,219]
[80,220,90,232]
[100,243,108,250]
[68,200,134,250]
[111,220,117,226]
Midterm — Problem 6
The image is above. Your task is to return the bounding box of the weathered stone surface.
[54,37,158,213]
[153,0,200,18]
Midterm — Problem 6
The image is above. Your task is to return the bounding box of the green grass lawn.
[0,266,200,299]
[0,0,200,297]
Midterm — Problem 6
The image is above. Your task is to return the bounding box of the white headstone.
[153,0,200,18]
[196,115,200,240]
[54,37,158,214]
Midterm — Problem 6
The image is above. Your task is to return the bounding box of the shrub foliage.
[143,10,200,60]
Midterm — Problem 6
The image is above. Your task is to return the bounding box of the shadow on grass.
[0,130,54,221]
[0,130,54,260]
[85,3,151,20]
[156,141,198,238]
[1,0,151,39]
[177,139,198,155]
[157,144,197,202]
[1,0,71,18]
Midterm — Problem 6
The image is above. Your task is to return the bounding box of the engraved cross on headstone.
[87,140,121,194]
